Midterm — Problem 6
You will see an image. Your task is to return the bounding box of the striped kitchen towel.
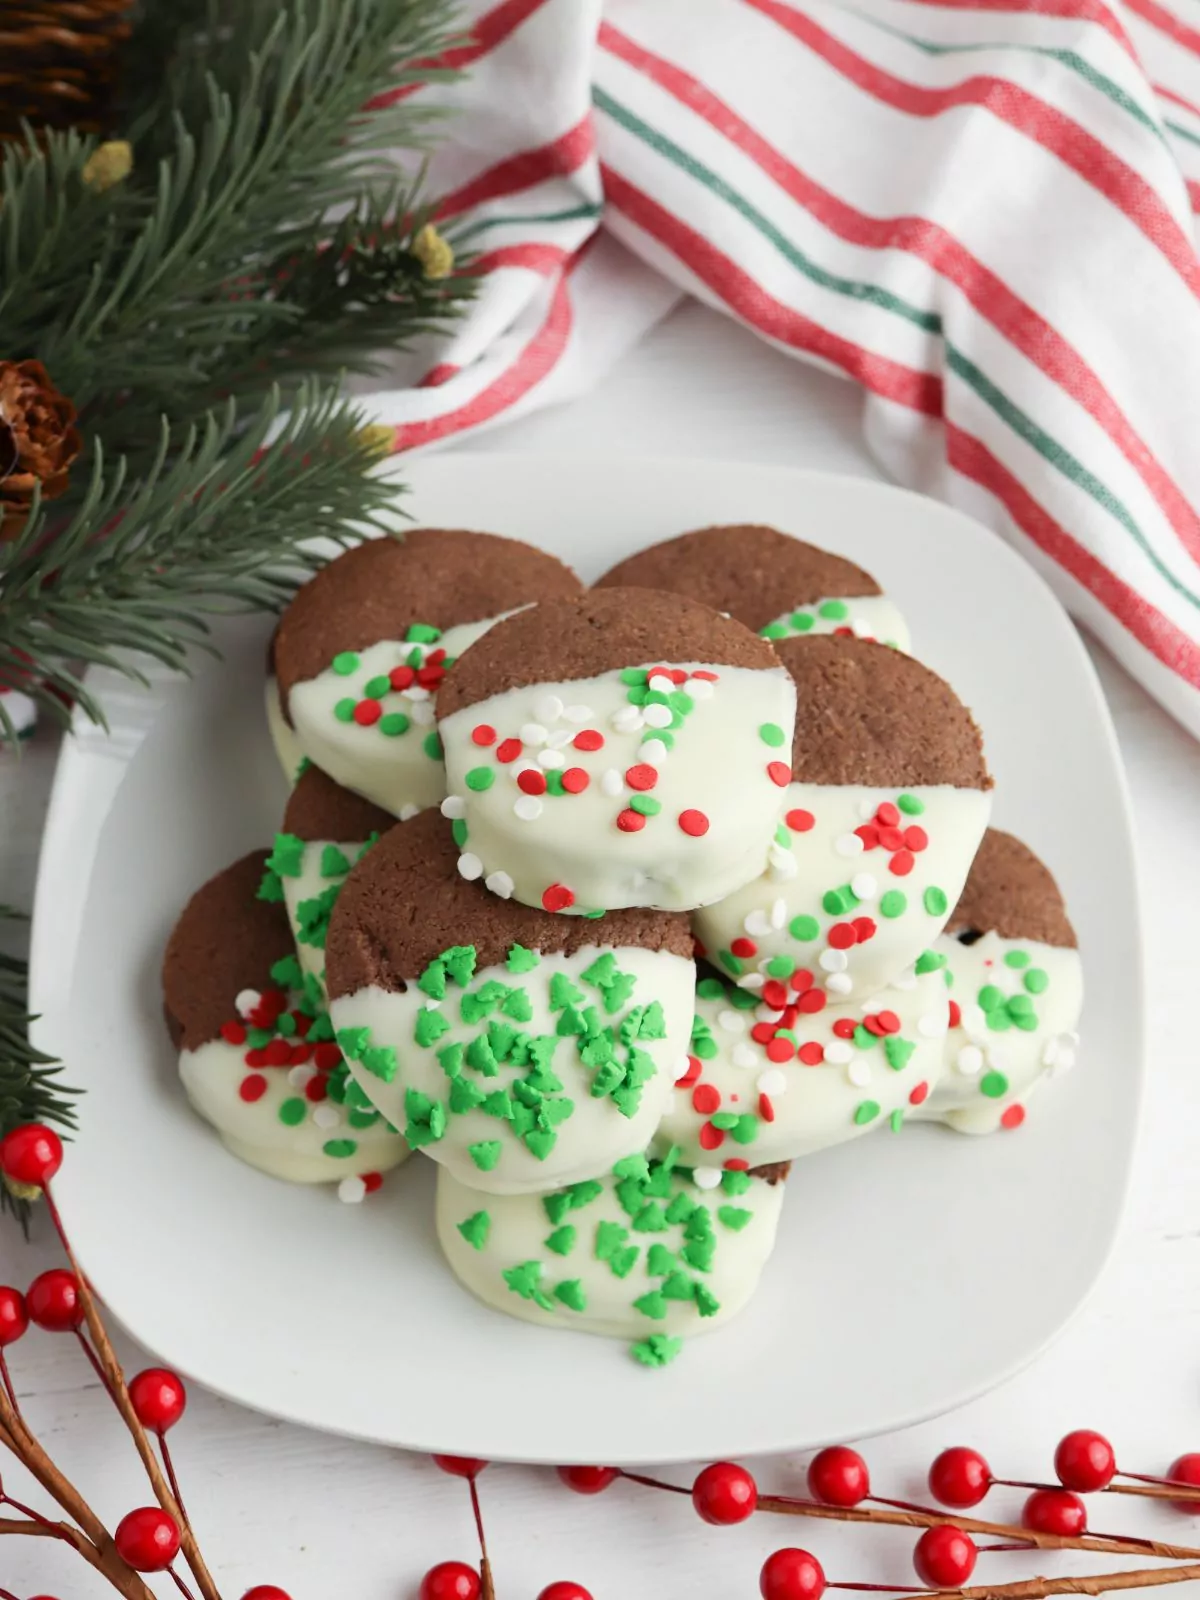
[366,0,1200,739]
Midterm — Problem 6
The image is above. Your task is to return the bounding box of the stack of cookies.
[164,525,1083,1369]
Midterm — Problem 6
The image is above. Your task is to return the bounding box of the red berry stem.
[616,1469,689,1496]
[168,1566,200,1600]
[158,1433,192,1538]
[3,1493,63,1533]
[466,1471,495,1600]
[73,1329,121,1406]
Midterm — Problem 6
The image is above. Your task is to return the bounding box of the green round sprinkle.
[897,793,925,815]
[643,728,674,751]
[761,622,788,640]
[545,770,566,796]
[774,824,791,847]
[630,794,662,816]
[334,698,356,723]
[332,651,360,676]
[853,1100,881,1126]
[789,610,815,632]
[278,1098,306,1126]
[1007,993,1035,1017]
[406,622,441,643]
[789,914,820,941]
[1024,968,1049,994]
[1004,949,1031,968]
[728,986,759,1011]
[766,954,796,979]
[379,712,410,737]
[758,722,786,748]
[718,950,743,976]
[323,1139,358,1158]
[978,984,1005,1012]
[670,690,694,715]
[923,886,948,916]
[980,1070,1009,1099]
[819,599,849,620]
[451,818,469,848]
[423,731,443,761]
[364,674,390,698]
[620,668,648,686]
[465,766,494,791]
[822,888,850,916]
[879,890,907,919]
[697,977,725,1000]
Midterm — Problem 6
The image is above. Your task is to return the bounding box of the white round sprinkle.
[1041,1036,1060,1067]
[672,1054,693,1082]
[770,897,788,930]
[534,694,563,724]
[717,1009,747,1035]
[739,972,765,990]
[642,703,674,729]
[338,1176,367,1204]
[649,674,675,694]
[688,678,714,700]
[963,1004,988,1034]
[768,847,798,880]
[520,722,548,747]
[824,1041,853,1066]
[600,768,625,797]
[287,1064,316,1089]
[956,1044,984,1077]
[851,872,878,901]
[514,795,543,822]
[693,1166,723,1190]
[834,832,865,857]
[546,728,574,749]
[847,1059,872,1088]
[440,795,465,819]
[409,700,434,726]
[858,797,877,819]
[235,989,261,1019]
[744,909,774,938]
[406,684,431,702]
[891,967,918,991]
[755,1002,784,1024]
[852,617,875,638]
[826,972,854,996]
[611,706,643,733]
[918,1011,947,1037]
[485,871,514,899]
[818,948,849,973]
[312,1105,340,1130]
[457,852,484,881]
[537,748,565,769]
[564,704,593,723]
[640,738,669,764]
[732,1043,760,1069]
[757,1068,787,1096]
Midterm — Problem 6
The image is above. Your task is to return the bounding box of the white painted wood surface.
[3,303,1200,1599]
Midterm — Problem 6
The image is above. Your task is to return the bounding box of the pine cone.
[0,361,82,541]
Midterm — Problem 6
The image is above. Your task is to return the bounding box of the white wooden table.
[4,303,1200,1600]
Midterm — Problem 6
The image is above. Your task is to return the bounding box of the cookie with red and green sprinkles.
[910,829,1082,1136]
[435,1149,787,1363]
[324,808,697,1195]
[272,530,582,818]
[653,963,949,1168]
[435,587,797,914]
[595,524,910,651]
[164,850,408,1192]
[258,765,397,1001]
[693,634,992,1006]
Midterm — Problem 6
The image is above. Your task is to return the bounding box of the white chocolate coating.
[265,675,308,785]
[436,1156,784,1344]
[439,663,797,913]
[287,616,511,817]
[653,967,949,1167]
[330,946,696,1195]
[912,931,1083,1134]
[693,784,991,1002]
[760,593,911,652]
[279,838,377,1002]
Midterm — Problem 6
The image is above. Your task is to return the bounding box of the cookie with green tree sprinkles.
[435,1153,788,1362]
[325,807,696,1194]
[273,529,582,820]
[911,829,1083,1138]
[595,523,911,652]
[657,960,949,1167]
[436,587,797,913]
[693,633,991,1009]
[164,849,408,1192]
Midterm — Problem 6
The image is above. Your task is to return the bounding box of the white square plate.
[31,454,1141,1464]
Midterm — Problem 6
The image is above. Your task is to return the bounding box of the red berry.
[556,1464,619,1494]
[432,1455,488,1480]
[807,1445,869,1507]
[26,1269,84,1331]
[419,1562,480,1600]
[114,1507,181,1571]
[1023,1488,1087,1536]
[1166,1453,1200,1513]
[913,1525,977,1588]
[241,1589,293,1600]
[1054,1430,1116,1492]
[0,1285,28,1346]
[760,1547,826,1600]
[692,1461,758,1525]
[537,1586,594,1600]
[929,1447,992,1508]
[0,1123,63,1187]
[130,1368,188,1432]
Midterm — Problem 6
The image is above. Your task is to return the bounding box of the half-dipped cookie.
[164,851,408,1189]
[693,635,992,1003]
[595,524,910,650]
[436,588,797,913]
[265,625,307,784]
[273,531,583,817]
[325,810,697,1195]
[912,829,1082,1134]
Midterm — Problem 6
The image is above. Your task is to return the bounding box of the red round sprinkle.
[762,980,789,1010]
[244,1048,267,1067]
[542,884,575,913]
[766,1038,794,1063]
[785,809,815,832]
[798,989,826,1014]
[428,649,447,666]
[363,1172,384,1193]
[948,1000,962,1028]
[692,670,719,681]
[751,1022,775,1044]
[625,763,658,791]
[827,923,856,950]
[698,1122,725,1151]
[573,729,604,751]
[876,1010,901,1034]
[798,1041,825,1066]
[304,1076,328,1102]
[855,824,880,849]
[220,1020,247,1045]
[288,1044,312,1068]
[517,768,547,796]
[264,1039,291,1067]
[878,826,904,851]
[904,825,929,852]
[790,969,814,993]
[417,665,444,688]
[471,724,496,746]
[853,917,877,943]
[876,802,900,827]
[676,1055,702,1089]
[863,1014,886,1038]
[678,809,710,837]
[1001,1104,1026,1129]
[692,1084,721,1115]
[832,1018,858,1041]
[617,808,646,832]
[389,665,415,692]
[353,699,382,727]
[314,1043,342,1071]
[724,1158,750,1172]
[759,1094,776,1122]
[496,738,522,763]
[909,1081,930,1106]
[239,1075,267,1103]
[890,849,915,877]
[731,937,758,959]
[780,1006,800,1029]
[561,767,590,793]
[767,761,792,787]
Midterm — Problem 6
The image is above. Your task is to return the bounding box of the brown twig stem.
[925,1562,1200,1597]
[0,1515,154,1599]
[1106,1481,1200,1503]
[0,1353,19,1421]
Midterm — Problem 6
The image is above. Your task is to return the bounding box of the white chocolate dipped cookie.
[436,1151,788,1368]
[163,852,408,1193]
[694,636,992,1005]
[265,626,308,783]
[258,765,396,1001]
[325,809,697,1195]
[911,829,1083,1135]
[654,965,949,1167]
[272,531,582,818]
[436,588,797,914]
[595,522,910,651]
